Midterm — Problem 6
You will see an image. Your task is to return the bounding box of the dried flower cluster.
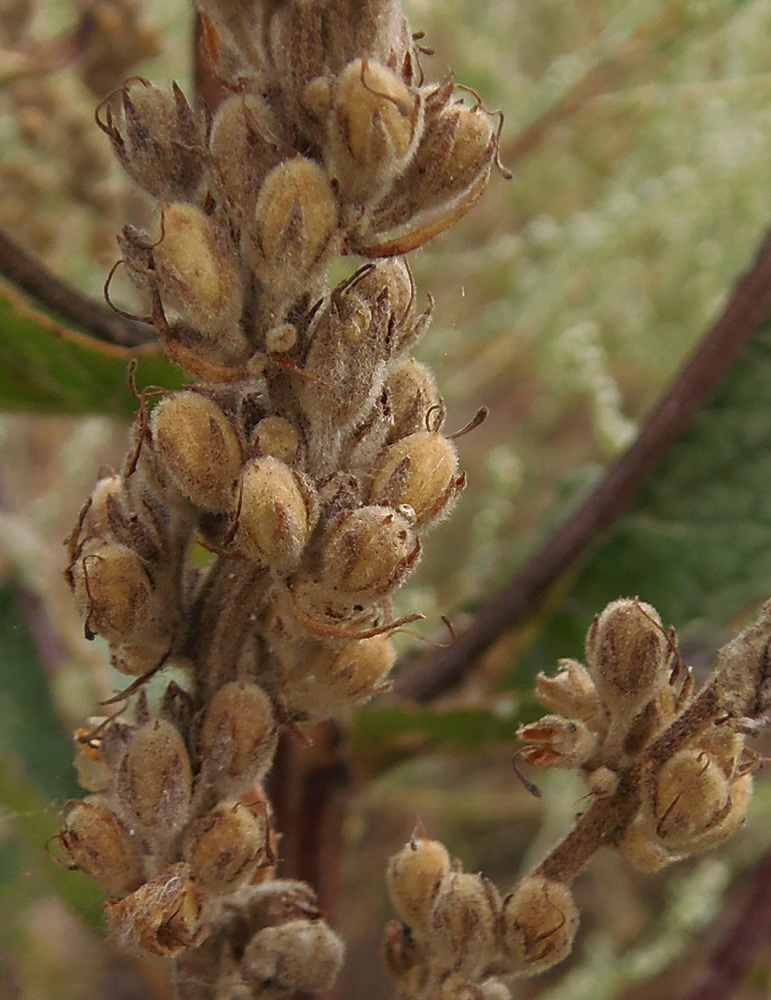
[384,599,771,999]
[57,0,504,996]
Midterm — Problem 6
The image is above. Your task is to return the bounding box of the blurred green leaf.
[351,697,541,776]
[514,318,771,684]
[0,281,184,415]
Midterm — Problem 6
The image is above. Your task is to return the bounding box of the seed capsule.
[118,720,193,833]
[242,919,345,995]
[386,360,439,443]
[55,799,144,897]
[71,542,152,641]
[387,836,451,934]
[250,415,302,466]
[369,431,462,527]
[429,871,500,976]
[151,392,242,512]
[320,506,418,599]
[183,801,268,893]
[652,750,730,851]
[199,681,277,794]
[237,457,313,571]
[500,876,579,976]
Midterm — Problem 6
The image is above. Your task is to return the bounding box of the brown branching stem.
[395,230,771,703]
[0,226,154,347]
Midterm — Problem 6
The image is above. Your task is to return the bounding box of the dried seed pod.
[250,415,302,465]
[118,719,193,833]
[183,800,268,892]
[585,599,670,718]
[386,360,439,443]
[237,457,314,571]
[151,203,246,351]
[683,773,753,855]
[439,973,511,1000]
[319,506,419,599]
[429,871,500,976]
[151,392,242,512]
[199,681,277,794]
[71,542,152,641]
[102,80,203,200]
[327,58,422,201]
[387,836,451,934]
[517,715,598,770]
[106,862,204,957]
[500,876,579,976]
[254,156,338,290]
[241,918,345,996]
[327,635,397,700]
[618,819,673,874]
[535,659,603,731]
[711,600,771,725]
[208,94,286,221]
[54,799,144,897]
[652,750,730,851]
[368,430,462,527]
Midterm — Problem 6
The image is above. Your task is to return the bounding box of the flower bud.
[585,599,670,717]
[241,919,344,995]
[429,871,500,976]
[151,392,242,513]
[320,506,419,599]
[55,799,144,897]
[183,801,268,892]
[106,862,204,957]
[517,715,597,770]
[535,659,602,731]
[387,836,451,933]
[652,750,730,851]
[118,720,193,833]
[386,360,439,443]
[237,457,314,571]
[500,876,579,976]
[369,431,462,527]
[254,156,338,286]
[151,203,245,349]
[199,681,277,794]
[71,542,152,641]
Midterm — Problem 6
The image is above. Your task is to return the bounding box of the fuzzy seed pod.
[386,360,439,443]
[327,58,422,201]
[151,392,242,512]
[199,681,277,794]
[500,876,579,976]
[439,973,512,1000]
[237,457,314,571]
[320,506,419,599]
[183,801,268,892]
[429,871,500,976]
[254,156,338,287]
[369,430,462,527]
[618,819,673,874]
[387,836,451,933]
[684,773,753,855]
[327,635,397,700]
[652,750,730,851]
[535,659,603,731]
[286,636,397,718]
[585,599,670,717]
[55,799,144,897]
[151,203,246,351]
[71,542,152,641]
[241,918,345,995]
[106,862,204,958]
[517,715,598,770]
[118,720,193,833]
[250,415,302,465]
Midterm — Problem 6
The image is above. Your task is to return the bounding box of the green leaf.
[0,281,184,415]
[514,319,771,684]
[350,698,541,777]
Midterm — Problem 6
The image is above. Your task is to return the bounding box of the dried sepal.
[183,800,269,893]
[535,659,603,731]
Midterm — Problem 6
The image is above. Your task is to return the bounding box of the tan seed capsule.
[118,720,193,833]
[199,681,277,793]
[387,837,451,933]
[251,416,302,465]
[320,506,418,598]
[684,773,753,855]
[183,800,268,892]
[55,799,144,897]
[241,919,345,995]
[255,156,337,275]
[328,635,397,700]
[386,360,439,443]
[652,750,730,851]
[369,431,461,527]
[429,872,500,976]
[237,457,312,571]
[500,876,579,976]
[151,393,242,512]
[618,819,673,873]
[72,542,151,641]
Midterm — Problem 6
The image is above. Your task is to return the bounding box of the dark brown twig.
[395,230,771,703]
[0,227,154,348]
